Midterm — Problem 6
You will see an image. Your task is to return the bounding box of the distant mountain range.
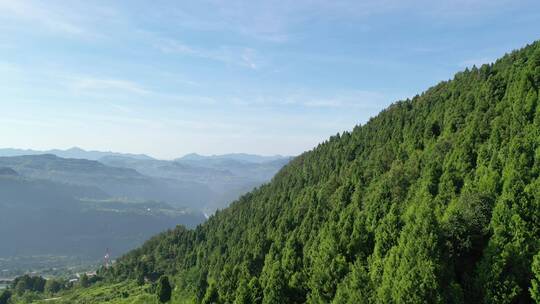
[0,148,292,213]
[102,155,291,213]
[177,152,287,164]
[0,154,210,208]
[0,147,287,164]
[0,148,291,274]
[0,147,153,161]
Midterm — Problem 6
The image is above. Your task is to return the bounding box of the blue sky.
[0,0,539,159]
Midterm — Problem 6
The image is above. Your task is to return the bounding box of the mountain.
[0,154,144,182]
[64,41,540,304]
[0,154,213,209]
[177,153,288,164]
[0,147,153,161]
[99,154,291,212]
[0,150,291,212]
[0,174,205,273]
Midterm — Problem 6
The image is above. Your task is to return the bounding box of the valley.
[0,151,288,279]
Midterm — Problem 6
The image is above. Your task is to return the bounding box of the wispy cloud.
[165,1,399,43]
[225,89,390,110]
[156,93,218,106]
[111,104,134,114]
[0,0,120,39]
[164,0,525,45]
[156,39,263,69]
[167,3,292,43]
[0,0,85,35]
[72,77,150,95]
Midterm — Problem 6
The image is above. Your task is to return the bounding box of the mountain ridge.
[0,147,154,161]
[177,153,289,164]
[0,147,291,164]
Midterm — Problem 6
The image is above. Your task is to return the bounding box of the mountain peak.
[66,147,85,152]
[179,153,204,160]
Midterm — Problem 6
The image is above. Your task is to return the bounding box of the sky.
[0,0,539,159]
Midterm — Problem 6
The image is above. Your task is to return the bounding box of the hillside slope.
[83,41,540,303]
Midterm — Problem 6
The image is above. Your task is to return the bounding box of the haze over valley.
[0,148,289,276]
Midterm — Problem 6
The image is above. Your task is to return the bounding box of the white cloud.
[156,39,263,69]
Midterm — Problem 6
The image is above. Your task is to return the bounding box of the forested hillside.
[101,41,540,303]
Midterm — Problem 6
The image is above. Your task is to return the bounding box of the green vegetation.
[12,275,46,294]
[157,276,172,303]
[7,41,540,303]
[101,41,540,303]
[532,252,540,302]
[0,290,11,304]
[3,279,195,304]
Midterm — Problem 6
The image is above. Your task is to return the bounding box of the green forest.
[4,41,540,303]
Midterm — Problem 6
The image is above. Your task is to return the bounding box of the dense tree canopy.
[101,41,540,303]
[11,275,46,295]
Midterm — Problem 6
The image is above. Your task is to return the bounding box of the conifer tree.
[156,275,172,303]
